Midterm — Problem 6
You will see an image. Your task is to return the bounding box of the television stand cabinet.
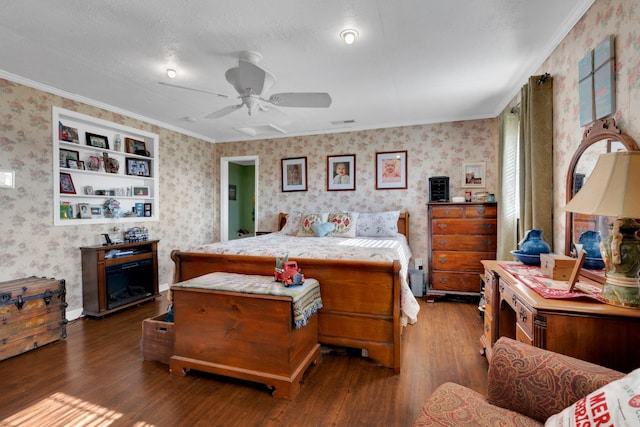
[80,240,160,317]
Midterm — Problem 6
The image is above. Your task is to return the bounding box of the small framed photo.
[125,158,151,177]
[229,184,237,200]
[327,154,356,191]
[67,159,78,170]
[90,205,103,217]
[59,172,76,194]
[125,137,147,154]
[282,157,307,192]
[86,132,109,149]
[59,149,80,167]
[131,186,150,197]
[58,122,79,143]
[78,203,92,219]
[376,151,407,190]
[87,155,102,172]
[461,161,486,188]
[144,203,152,217]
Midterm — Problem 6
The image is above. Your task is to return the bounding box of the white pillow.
[328,212,359,238]
[279,212,302,235]
[545,367,640,426]
[297,213,329,237]
[356,210,400,238]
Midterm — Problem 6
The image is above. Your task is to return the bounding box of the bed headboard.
[277,211,410,243]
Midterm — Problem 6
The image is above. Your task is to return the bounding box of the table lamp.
[563,151,640,308]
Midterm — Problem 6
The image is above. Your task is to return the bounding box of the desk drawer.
[515,299,534,338]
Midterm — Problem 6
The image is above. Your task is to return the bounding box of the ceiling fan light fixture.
[166,68,177,79]
[340,29,359,45]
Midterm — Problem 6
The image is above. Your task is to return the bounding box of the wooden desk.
[480,260,640,373]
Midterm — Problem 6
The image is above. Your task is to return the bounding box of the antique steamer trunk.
[0,276,67,361]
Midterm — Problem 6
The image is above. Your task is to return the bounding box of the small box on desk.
[142,313,174,364]
[540,254,577,280]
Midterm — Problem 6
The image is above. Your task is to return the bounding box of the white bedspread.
[191,232,420,325]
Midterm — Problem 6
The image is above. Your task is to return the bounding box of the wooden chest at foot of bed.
[169,286,320,400]
[0,277,68,361]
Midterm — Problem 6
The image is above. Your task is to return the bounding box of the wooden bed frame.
[170,211,409,374]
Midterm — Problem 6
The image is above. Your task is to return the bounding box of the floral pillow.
[297,213,329,237]
[545,368,640,426]
[328,212,359,238]
[279,212,303,235]
[356,210,400,238]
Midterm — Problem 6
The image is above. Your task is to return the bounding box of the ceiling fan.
[159,51,332,119]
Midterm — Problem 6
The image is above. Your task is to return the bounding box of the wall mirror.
[564,118,639,284]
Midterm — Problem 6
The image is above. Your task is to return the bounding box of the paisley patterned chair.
[412,337,624,426]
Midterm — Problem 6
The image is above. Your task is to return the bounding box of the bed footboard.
[171,251,402,373]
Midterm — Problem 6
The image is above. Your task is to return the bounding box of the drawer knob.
[438,257,447,264]
[477,208,486,215]
[444,209,451,215]
[499,283,505,293]
[438,277,448,283]
[485,294,491,305]
[438,223,447,230]
[438,239,447,246]
[519,307,527,323]
[483,224,491,230]
[512,294,517,306]
[483,240,491,247]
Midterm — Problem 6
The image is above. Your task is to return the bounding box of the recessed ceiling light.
[340,29,359,45]
[166,68,177,79]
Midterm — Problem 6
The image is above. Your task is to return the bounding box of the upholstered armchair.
[412,337,625,426]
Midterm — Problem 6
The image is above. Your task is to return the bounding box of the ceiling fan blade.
[158,81,230,99]
[267,92,332,108]
[205,104,244,119]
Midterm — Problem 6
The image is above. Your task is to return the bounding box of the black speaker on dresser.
[429,176,449,202]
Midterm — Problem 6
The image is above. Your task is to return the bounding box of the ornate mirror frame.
[564,118,639,284]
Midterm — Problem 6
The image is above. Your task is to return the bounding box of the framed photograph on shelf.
[327,154,356,191]
[59,172,76,194]
[144,203,152,217]
[58,122,79,143]
[461,161,486,188]
[87,155,102,171]
[85,132,109,149]
[281,157,307,192]
[90,205,102,217]
[229,185,237,200]
[78,203,92,219]
[67,159,78,170]
[125,137,147,154]
[376,151,407,190]
[131,186,150,197]
[59,149,79,168]
[125,158,151,177]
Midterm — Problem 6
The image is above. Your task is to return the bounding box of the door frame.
[220,155,259,242]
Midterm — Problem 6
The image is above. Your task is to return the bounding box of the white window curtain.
[497,108,521,260]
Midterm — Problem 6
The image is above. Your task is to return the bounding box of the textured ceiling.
[0,1,594,143]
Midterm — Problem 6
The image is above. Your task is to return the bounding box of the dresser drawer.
[432,219,497,235]
[464,205,497,218]
[432,234,497,251]
[430,206,464,219]
[432,251,490,272]
[431,272,481,292]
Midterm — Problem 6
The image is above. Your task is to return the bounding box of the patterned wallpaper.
[0,79,215,316]
[542,0,640,252]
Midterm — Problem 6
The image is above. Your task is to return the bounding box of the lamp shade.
[564,151,640,218]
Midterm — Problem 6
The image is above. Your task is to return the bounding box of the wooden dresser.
[480,260,640,373]
[427,202,497,296]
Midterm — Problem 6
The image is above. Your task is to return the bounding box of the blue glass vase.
[519,229,551,255]
[578,230,602,258]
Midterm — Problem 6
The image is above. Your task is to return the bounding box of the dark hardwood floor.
[0,294,487,427]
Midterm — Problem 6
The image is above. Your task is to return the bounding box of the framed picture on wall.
[461,161,486,188]
[375,151,407,190]
[281,157,307,192]
[327,154,356,191]
[229,185,237,200]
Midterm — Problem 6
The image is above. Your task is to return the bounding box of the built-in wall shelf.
[52,107,159,226]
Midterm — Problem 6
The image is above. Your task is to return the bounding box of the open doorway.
[220,156,259,242]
